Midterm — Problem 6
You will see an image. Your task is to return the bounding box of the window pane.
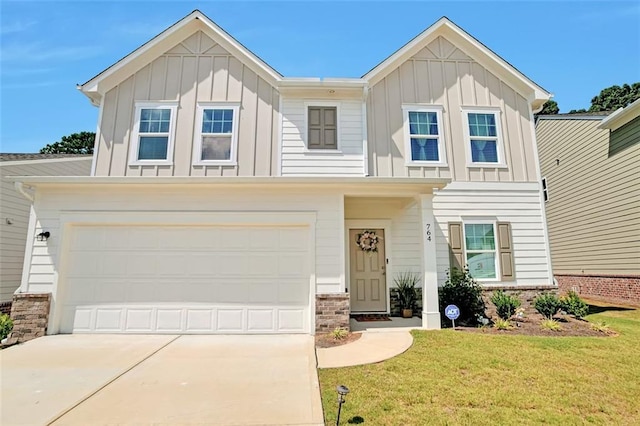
[201,136,232,160]
[410,138,439,161]
[465,224,495,250]
[139,108,171,134]
[471,140,498,163]
[466,252,496,279]
[202,109,234,134]
[409,111,438,136]
[138,136,168,160]
[468,113,497,137]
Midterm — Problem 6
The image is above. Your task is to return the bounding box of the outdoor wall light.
[336,385,350,425]
[37,231,50,241]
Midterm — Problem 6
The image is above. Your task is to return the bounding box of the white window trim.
[303,101,342,153]
[129,101,178,166]
[193,102,241,166]
[402,104,447,166]
[462,220,501,282]
[461,107,507,168]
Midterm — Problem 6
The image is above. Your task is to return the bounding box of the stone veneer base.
[6,293,51,345]
[315,293,350,333]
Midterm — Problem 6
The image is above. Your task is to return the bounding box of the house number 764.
[426,224,432,242]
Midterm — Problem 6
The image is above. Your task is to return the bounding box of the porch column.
[416,194,441,329]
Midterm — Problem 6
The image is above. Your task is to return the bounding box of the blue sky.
[1,1,639,153]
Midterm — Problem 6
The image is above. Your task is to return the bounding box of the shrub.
[439,267,486,325]
[493,318,513,330]
[331,327,348,340]
[0,314,13,340]
[560,291,589,319]
[541,319,562,331]
[534,293,561,319]
[394,272,421,311]
[491,290,522,320]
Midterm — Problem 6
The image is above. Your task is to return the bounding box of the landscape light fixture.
[37,231,50,241]
[336,385,350,425]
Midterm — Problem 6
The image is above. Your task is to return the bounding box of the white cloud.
[0,42,100,63]
[0,20,37,35]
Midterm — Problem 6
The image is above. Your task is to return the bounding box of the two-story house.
[536,101,640,304]
[10,10,553,340]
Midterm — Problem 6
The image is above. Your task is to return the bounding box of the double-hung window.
[194,103,240,165]
[402,105,445,164]
[463,109,505,166]
[130,102,177,164]
[464,223,498,280]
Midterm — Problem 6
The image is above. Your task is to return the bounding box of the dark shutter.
[308,107,337,149]
[448,222,464,271]
[497,222,515,281]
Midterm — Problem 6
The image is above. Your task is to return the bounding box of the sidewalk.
[316,331,413,368]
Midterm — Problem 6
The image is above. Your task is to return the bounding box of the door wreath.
[356,230,381,253]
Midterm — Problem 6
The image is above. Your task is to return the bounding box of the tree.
[536,100,559,116]
[588,82,640,112]
[39,132,96,154]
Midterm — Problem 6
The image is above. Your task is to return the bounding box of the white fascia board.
[598,98,640,130]
[279,78,367,88]
[78,10,282,103]
[0,157,93,167]
[363,17,551,104]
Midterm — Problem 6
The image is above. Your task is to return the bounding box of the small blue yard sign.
[445,305,460,320]
[445,304,460,328]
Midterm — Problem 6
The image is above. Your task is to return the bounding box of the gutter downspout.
[362,86,370,176]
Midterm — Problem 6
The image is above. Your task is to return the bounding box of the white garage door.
[59,225,310,334]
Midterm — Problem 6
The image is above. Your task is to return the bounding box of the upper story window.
[402,105,446,165]
[462,108,506,167]
[307,106,338,150]
[129,102,178,165]
[193,103,240,165]
[464,222,499,280]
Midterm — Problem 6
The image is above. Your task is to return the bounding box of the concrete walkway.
[316,330,414,368]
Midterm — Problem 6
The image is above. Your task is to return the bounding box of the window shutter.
[308,107,337,149]
[448,222,464,271]
[497,222,515,280]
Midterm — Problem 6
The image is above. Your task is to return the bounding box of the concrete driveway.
[1,334,323,426]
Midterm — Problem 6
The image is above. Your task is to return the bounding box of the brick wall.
[556,274,640,305]
[315,293,350,333]
[6,293,51,344]
[481,285,557,319]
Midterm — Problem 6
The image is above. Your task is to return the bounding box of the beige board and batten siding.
[536,118,640,276]
[0,158,92,301]
[22,186,344,302]
[281,99,365,175]
[367,36,538,182]
[433,182,552,286]
[94,31,279,177]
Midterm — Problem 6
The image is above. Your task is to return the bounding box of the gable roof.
[598,98,640,131]
[362,17,551,109]
[78,10,282,106]
[0,153,92,162]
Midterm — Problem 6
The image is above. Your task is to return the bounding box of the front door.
[349,229,387,312]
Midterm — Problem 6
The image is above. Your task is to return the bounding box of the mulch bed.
[315,332,362,348]
[351,314,391,322]
[456,313,617,337]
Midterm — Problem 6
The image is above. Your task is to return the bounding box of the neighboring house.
[536,100,640,304]
[9,10,554,338]
[0,154,92,313]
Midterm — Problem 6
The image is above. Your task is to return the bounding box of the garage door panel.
[60,225,311,334]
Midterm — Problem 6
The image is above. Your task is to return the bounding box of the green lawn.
[318,303,640,425]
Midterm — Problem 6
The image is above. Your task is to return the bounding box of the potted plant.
[394,272,421,318]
